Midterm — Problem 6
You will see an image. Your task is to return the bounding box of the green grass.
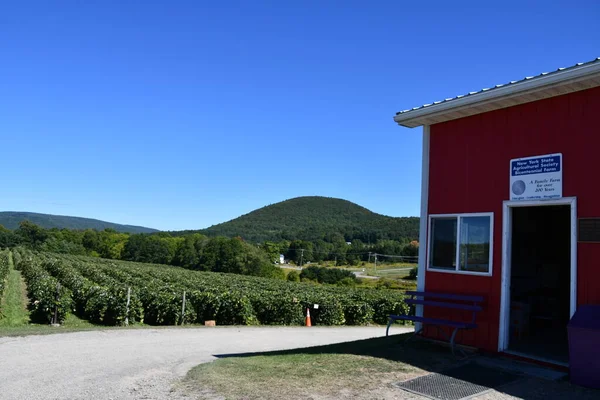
[367,268,412,278]
[342,262,417,280]
[0,256,30,327]
[182,333,458,400]
[182,332,600,400]
[356,278,417,291]
[371,262,417,269]
[279,267,300,277]
[0,314,101,337]
[0,314,230,337]
[346,262,417,271]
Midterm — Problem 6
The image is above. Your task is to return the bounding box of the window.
[428,213,493,275]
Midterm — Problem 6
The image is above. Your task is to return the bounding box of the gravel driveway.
[0,326,404,400]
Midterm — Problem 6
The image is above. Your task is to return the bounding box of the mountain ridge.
[0,197,419,241]
[0,211,158,234]
[174,196,419,243]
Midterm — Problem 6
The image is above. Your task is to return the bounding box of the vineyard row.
[12,249,409,326]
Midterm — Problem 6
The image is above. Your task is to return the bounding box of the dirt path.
[0,326,408,400]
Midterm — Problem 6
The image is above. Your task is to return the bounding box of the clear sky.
[2,1,599,230]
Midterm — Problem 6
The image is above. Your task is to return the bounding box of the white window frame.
[427,212,494,276]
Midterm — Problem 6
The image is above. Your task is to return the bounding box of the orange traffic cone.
[305,308,312,327]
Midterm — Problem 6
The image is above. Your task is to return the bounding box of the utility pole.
[300,249,304,268]
[368,252,372,264]
[374,253,377,272]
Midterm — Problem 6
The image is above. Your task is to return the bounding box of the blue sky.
[2,1,599,230]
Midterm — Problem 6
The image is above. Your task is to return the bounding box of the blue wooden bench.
[386,291,484,356]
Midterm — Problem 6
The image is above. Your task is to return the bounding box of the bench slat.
[405,299,483,312]
[389,314,477,329]
[406,291,484,303]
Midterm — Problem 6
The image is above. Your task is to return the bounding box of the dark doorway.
[508,205,571,364]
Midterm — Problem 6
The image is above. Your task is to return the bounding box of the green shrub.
[216,292,256,325]
[269,267,286,280]
[141,287,192,325]
[299,266,356,284]
[311,301,345,325]
[376,278,394,289]
[408,266,418,280]
[371,297,409,325]
[286,270,300,282]
[343,302,374,325]
[337,277,356,287]
[16,256,73,324]
[42,258,144,325]
[188,290,221,323]
[0,251,9,305]
[251,293,303,325]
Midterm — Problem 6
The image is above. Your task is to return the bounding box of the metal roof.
[394,57,600,128]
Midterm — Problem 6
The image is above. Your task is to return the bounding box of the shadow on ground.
[214,333,600,400]
[215,333,459,372]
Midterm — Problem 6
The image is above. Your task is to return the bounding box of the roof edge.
[394,59,600,128]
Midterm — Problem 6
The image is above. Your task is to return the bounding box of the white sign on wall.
[510,153,562,201]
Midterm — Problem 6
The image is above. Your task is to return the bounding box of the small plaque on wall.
[578,218,600,243]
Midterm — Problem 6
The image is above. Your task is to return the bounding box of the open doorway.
[507,205,571,363]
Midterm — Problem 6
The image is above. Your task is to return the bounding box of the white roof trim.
[394,58,600,128]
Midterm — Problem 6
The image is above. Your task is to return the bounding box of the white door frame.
[498,197,577,352]
[415,125,430,331]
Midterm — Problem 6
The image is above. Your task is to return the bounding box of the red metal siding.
[425,86,600,352]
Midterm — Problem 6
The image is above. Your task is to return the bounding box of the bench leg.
[406,326,422,343]
[386,319,393,337]
[450,327,459,357]
[449,328,469,358]
[387,319,421,339]
[434,326,465,358]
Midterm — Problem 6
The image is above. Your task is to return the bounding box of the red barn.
[394,58,600,365]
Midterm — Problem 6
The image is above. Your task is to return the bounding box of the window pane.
[459,216,491,273]
[430,218,457,270]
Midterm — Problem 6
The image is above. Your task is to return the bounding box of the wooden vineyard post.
[125,287,131,326]
[180,291,186,326]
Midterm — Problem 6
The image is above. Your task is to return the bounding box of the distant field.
[280,262,417,287]
[341,262,416,279]
[367,267,413,279]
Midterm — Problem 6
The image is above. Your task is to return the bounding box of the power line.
[375,254,418,260]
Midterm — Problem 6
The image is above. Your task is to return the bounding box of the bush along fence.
[12,249,409,327]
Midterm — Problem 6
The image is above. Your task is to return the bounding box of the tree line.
[262,236,418,266]
[0,221,418,280]
[0,221,282,279]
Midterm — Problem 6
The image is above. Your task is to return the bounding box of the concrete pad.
[475,356,568,381]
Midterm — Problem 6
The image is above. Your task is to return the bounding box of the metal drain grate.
[394,363,522,400]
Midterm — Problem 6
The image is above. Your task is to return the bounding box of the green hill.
[0,212,158,234]
[180,196,419,243]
